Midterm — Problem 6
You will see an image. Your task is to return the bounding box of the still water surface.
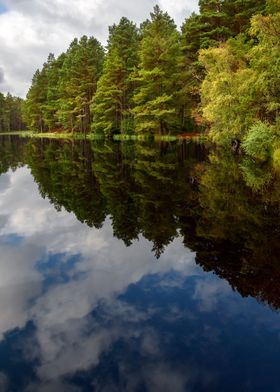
[0,136,279,391]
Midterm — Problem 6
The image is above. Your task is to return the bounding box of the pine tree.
[179,13,205,127]
[223,0,266,35]
[0,92,25,131]
[0,93,7,132]
[132,6,181,135]
[57,36,104,133]
[43,53,65,131]
[23,66,48,132]
[91,17,140,136]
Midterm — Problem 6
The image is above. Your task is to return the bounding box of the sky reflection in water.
[0,141,279,391]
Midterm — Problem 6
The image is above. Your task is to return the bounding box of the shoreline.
[0,131,207,142]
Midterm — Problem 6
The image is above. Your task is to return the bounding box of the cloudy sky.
[0,0,199,98]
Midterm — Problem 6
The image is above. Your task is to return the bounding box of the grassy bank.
[0,131,207,142]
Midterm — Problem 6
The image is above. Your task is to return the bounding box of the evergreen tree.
[179,13,205,127]
[91,17,139,136]
[0,92,26,131]
[57,36,104,133]
[198,0,231,48]
[5,93,25,131]
[132,6,181,135]
[23,66,48,132]
[223,0,266,35]
[0,93,5,131]
[43,53,66,130]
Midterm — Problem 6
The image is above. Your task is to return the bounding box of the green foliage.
[0,92,25,132]
[22,0,275,148]
[179,0,265,126]
[273,148,280,171]
[0,136,25,174]
[24,36,104,134]
[242,122,276,161]
[200,37,256,143]
[91,18,139,136]
[23,53,65,132]
[57,36,104,133]
[43,53,66,130]
[200,6,280,147]
[27,140,107,228]
[222,0,266,34]
[132,6,181,135]
[266,0,280,13]
[23,67,49,131]
[240,157,273,190]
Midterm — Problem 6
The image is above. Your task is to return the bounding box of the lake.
[0,135,279,391]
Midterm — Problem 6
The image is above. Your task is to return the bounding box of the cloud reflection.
[0,167,279,391]
[0,167,199,386]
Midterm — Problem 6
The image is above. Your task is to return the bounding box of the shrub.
[242,122,276,161]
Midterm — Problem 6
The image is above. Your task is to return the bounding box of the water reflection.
[26,138,205,255]
[0,136,279,391]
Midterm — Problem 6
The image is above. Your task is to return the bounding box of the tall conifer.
[57,36,104,133]
[91,17,139,136]
[132,6,180,135]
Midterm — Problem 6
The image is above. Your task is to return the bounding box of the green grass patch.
[113,134,149,141]
[154,135,177,142]
[0,131,30,136]
[25,132,85,140]
[0,131,207,142]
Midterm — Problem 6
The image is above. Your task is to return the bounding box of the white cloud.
[193,277,232,312]
[0,242,43,338]
[0,0,199,97]
[159,0,199,26]
[0,166,199,382]
[0,68,4,84]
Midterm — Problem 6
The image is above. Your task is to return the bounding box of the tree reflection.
[0,135,25,174]
[194,147,280,309]
[1,137,280,309]
[26,139,107,228]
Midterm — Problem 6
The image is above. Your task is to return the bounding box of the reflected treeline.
[194,148,280,310]
[1,137,280,309]
[27,139,107,228]
[0,135,26,175]
[26,139,204,256]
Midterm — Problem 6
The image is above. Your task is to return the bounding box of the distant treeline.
[0,92,26,132]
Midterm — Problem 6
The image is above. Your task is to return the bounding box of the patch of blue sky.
[0,3,8,14]
[36,252,83,290]
[0,233,24,245]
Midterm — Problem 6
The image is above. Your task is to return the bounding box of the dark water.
[0,136,279,392]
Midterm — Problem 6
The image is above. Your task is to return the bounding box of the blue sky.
[0,3,8,14]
